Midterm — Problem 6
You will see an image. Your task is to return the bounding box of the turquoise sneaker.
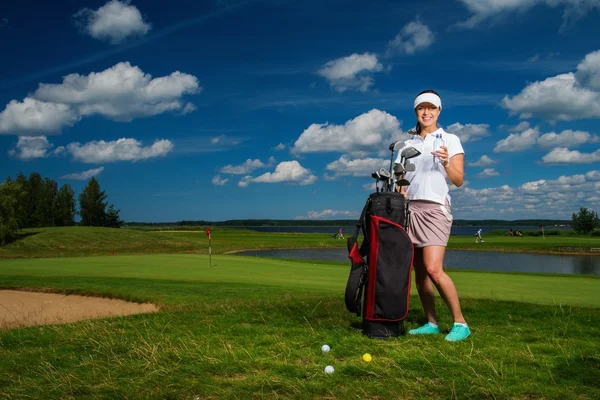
[409,322,440,335]
[445,324,471,342]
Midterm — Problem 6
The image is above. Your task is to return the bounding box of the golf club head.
[395,178,411,187]
[404,162,416,172]
[379,168,391,178]
[371,171,380,180]
[401,147,421,160]
[389,139,407,152]
[393,163,405,174]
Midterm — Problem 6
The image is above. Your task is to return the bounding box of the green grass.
[2,226,600,259]
[1,254,600,399]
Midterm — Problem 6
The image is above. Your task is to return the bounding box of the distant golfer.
[338,228,344,239]
[475,229,484,243]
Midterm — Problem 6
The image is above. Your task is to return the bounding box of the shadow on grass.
[1,230,40,246]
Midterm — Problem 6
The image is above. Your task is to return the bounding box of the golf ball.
[324,365,334,374]
[321,344,330,353]
[362,353,372,362]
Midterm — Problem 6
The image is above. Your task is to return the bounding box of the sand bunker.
[0,290,159,330]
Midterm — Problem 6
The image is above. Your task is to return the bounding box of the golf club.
[388,139,408,176]
[379,168,391,191]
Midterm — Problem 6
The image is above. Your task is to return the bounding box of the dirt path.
[0,290,159,330]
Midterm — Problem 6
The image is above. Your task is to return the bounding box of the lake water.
[233,225,570,236]
[236,248,600,276]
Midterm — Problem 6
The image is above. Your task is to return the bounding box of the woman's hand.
[433,145,449,166]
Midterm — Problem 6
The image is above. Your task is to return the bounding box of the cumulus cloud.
[494,127,540,153]
[445,122,491,143]
[317,53,384,92]
[386,19,434,56]
[0,98,79,135]
[468,155,496,167]
[274,143,286,151]
[211,175,228,186]
[0,62,200,136]
[296,209,359,220]
[537,129,600,148]
[292,109,402,154]
[502,49,600,121]
[57,138,173,163]
[220,157,275,175]
[476,168,500,178]
[8,136,54,160]
[60,167,105,180]
[449,170,600,219]
[456,0,600,30]
[325,156,388,178]
[541,147,600,163]
[74,0,151,44]
[238,161,317,187]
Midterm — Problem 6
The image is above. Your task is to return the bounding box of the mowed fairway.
[1,253,599,399]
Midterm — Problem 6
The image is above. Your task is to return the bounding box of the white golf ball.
[321,344,330,353]
[324,365,334,374]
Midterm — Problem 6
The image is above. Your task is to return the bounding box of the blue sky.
[1,0,600,222]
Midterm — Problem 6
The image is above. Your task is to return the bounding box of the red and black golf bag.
[344,191,414,338]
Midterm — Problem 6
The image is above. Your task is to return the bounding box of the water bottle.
[433,134,444,164]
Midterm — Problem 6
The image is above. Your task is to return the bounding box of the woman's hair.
[413,89,441,134]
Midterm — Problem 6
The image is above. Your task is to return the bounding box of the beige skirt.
[407,200,453,248]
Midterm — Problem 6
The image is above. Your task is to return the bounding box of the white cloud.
[59,138,173,163]
[0,62,200,136]
[0,98,79,135]
[494,127,540,153]
[8,136,54,160]
[211,175,228,186]
[456,0,600,30]
[386,19,434,56]
[541,147,600,163]
[445,122,491,142]
[450,170,600,219]
[325,156,388,178]
[292,109,402,154]
[60,167,105,180]
[476,168,500,178]
[74,0,151,44]
[502,50,600,121]
[240,161,317,187]
[468,155,496,167]
[317,53,384,92]
[296,209,359,220]
[220,158,274,175]
[537,129,600,148]
[274,143,286,151]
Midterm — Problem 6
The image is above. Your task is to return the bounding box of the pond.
[236,248,600,276]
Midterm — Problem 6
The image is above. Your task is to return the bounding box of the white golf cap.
[414,93,442,110]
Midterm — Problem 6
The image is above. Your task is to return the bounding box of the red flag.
[206,226,211,240]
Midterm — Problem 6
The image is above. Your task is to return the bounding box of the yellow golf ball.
[362,353,372,362]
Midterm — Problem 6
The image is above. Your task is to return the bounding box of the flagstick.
[209,237,212,267]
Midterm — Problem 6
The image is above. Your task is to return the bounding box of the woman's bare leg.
[413,247,438,324]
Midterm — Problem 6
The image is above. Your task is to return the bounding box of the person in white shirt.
[395,89,471,342]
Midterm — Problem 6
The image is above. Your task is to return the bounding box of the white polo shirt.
[393,128,464,206]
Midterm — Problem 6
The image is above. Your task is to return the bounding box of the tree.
[79,177,107,226]
[55,184,76,226]
[104,204,123,228]
[572,207,600,234]
[26,172,43,227]
[34,178,58,227]
[14,172,29,228]
[0,180,24,245]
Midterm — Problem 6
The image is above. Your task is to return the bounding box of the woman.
[395,89,470,342]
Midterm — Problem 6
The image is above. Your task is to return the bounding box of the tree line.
[0,173,122,244]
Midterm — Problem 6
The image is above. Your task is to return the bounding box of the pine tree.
[104,204,123,228]
[34,178,58,227]
[14,172,28,228]
[55,184,76,226]
[572,207,600,234]
[79,177,107,226]
[0,180,24,245]
[27,172,43,227]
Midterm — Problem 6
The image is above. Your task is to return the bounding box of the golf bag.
[344,191,414,338]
